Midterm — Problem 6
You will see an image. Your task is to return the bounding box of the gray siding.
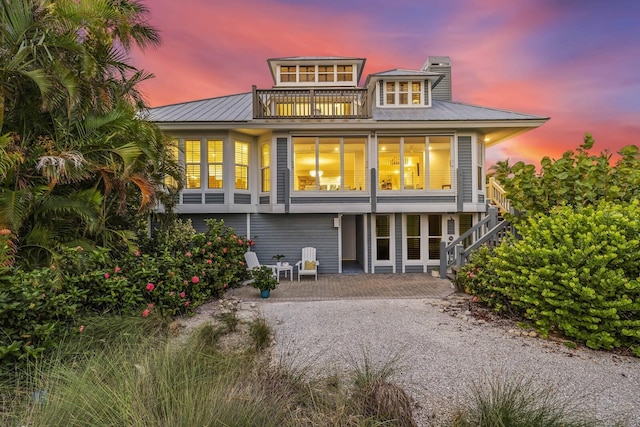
[291,196,370,204]
[405,265,424,273]
[259,195,270,204]
[458,136,473,203]
[375,266,393,274]
[205,193,224,204]
[249,213,339,273]
[276,138,288,205]
[184,214,248,235]
[377,195,456,204]
[234,193,251,204]
[478,194,485,204]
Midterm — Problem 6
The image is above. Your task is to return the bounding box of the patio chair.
[295,247,319,281]
[243,252,276,284]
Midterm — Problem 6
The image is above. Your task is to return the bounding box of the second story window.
[318,65,334,82]
[299,66,315,82]
[235,141,249,190]
[281,66,296,82]
[185,140,201,189]
[164,140,179,189]
[337,65,353,82]
[207,140,223,189]
[260,142,270,192]
[383,81,423,106]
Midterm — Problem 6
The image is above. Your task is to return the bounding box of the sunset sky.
[129,0,640,166]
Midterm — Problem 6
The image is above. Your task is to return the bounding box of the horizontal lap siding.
[405,265,424,273]
[277,138,288,205]
[249,213,338,273]
[234,193,251,204]
[205,193,224,204]
[183,193,202,204]
[458,136,473,203]
[183,214,247,235]
[291,197,370,204]
[377,196,455,203]
[260,195,270,204]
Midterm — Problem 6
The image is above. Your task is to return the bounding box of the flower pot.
[276,261,282,267]
[260,289,270,298]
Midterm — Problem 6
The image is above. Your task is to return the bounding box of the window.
[185,140,201,189]
[383,80,423,106]
[207,140,223,189]
[260,142,270,192]
[235,141,249,190]
[299,66,315,82]
[378,136,428,191]
[428,215,442,260]
[375,215,391,261]
[280,66,296,82]
[406,214,421,261]
[164,141,179,189]
[293,136,366,191]
[477,141,484,191]
[318,65,334,82]
[428,136,452,190]
[337,65,353,82]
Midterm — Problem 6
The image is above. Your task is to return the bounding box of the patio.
[227,273,455,301]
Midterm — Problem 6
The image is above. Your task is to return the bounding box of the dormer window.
[384,81,423,106]
[276,64,357,86]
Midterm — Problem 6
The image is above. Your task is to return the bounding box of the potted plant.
[251,265,278,298]
[272,254,285,267]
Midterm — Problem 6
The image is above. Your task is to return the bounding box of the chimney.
[422,56,452,101]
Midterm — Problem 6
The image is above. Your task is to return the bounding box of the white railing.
[486,177,511,214]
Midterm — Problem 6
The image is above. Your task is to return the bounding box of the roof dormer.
[365,69,444,108]
[267,56,366,88]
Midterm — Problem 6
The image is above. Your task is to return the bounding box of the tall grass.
[453,374,601,427]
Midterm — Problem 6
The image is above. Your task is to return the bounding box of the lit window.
[293,136,366,192]
[207,140,223,189]
[235,141,249,190]
[383,81,423,106]
[185,140,201,189]
[261,143,270,192]
[406,214,421,261]
[375,215,391,261]
[428,136,452,190]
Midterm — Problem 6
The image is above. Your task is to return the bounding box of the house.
[146,55,548,275]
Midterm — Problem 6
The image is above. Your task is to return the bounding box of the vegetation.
[459,138,640,356]
[453,374,599,427]
[490,134,640,219]
[251,265,279,292]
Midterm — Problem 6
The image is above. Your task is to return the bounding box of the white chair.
[295,247,319,281]
[243,252,276,284]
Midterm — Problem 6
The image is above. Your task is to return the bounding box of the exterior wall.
[457,135,473,204]
[186,213,248,235]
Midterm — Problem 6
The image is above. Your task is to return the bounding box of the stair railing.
[486,177,511,214]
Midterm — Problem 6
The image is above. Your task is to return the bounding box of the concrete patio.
[227,273,456,301]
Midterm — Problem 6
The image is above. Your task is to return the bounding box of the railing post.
[455,243,465,270]
[439,240,447,279]
[252,85,258,119]
[488,205,498,229]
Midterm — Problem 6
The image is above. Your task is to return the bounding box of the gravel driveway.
[256,297,640,426]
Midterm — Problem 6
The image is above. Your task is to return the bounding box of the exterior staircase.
[439,178,514,280]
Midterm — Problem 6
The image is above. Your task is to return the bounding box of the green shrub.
[460,201,640,355]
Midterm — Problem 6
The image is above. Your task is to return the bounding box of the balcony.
[252,86,370,119]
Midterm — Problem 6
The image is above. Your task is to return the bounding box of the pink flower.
[104,273,110,279]
[146,283,155,291]
[184,301,190,307]
[207,241,212,246]
[134,250,141,257]
[239,261,245,266]
[237,239,243,244]
[185,251,192,257]
[469,272,476,279]
[217,236,222,241]
[148,303,155,309]
[114,266,121,273]
[223,283,228,289]
[76,245,83,252]
[207,259,212,264]
[169,291,175,297]
[183,280,188,285]
[472,296,479,302]
[201,248,206,253]
[222,247,227,254]
[142,309,150,317]
[233,235,237,239]
[192,276,199,284]
[180,291,186,298]
[41,293,46,299]
[79,325,85,333]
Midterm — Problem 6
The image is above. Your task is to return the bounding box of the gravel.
[251,296,640,426]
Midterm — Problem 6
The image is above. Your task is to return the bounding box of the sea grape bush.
[0,218,251,374]
[458,201,640,355]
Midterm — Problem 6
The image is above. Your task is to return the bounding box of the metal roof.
[372,100,547,121]
[145,94,546,123]
[142,93,252,123]
[367,69,442,78]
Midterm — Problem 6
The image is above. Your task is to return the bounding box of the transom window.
[378,136,452,191]
[383,80,423,106]
[293,136,366,191]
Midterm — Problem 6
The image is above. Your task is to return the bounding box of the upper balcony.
[252,86,371,119]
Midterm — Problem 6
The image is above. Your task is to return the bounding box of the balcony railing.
[253,86,370,119]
